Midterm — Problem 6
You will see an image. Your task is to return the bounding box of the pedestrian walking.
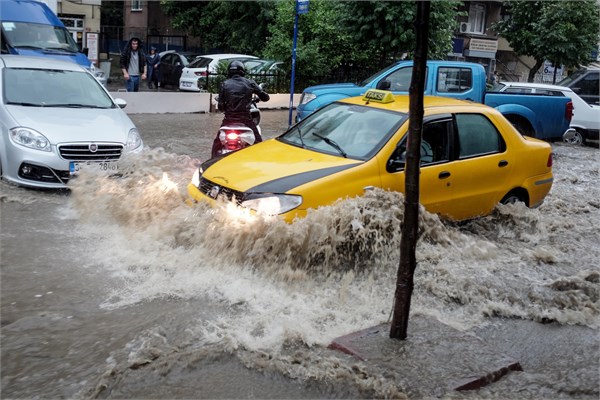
[120,37,147,92]
[146,46,160,90]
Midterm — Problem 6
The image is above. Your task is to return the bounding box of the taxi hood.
[202,139,361,193]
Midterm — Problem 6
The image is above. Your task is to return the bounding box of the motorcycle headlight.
[300,93,316,105]
[9,127,51,152]
[241,193,302,216]
[125,128,143,152]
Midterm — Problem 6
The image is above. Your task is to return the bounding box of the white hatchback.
[0,55,143,189]
[179,53,258,92]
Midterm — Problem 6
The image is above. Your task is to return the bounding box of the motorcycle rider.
[212,60,270,157]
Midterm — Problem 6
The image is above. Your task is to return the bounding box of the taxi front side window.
[387,117,453,173]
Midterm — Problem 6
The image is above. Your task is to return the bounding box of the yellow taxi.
[188,90,554,223]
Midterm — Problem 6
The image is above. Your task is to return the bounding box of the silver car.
[0,55,143,189]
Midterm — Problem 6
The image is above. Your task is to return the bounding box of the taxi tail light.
[565,101,573,121]
[547,153,553,167]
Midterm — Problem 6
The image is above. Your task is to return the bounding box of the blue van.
[0,0,106,85]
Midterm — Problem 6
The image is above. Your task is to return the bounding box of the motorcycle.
[211,85,264,158]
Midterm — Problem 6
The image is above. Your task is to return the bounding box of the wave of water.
[66,146,599,360]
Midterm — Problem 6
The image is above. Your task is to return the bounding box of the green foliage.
[494,0,600,80]
[161,0,276,53]
[160,0,462,89]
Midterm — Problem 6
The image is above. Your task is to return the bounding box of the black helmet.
[227,60,246,78]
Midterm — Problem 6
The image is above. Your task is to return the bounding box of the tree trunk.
[389,1,430,340]
[528,59,544,82]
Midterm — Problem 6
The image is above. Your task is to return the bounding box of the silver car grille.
[58,143,123,161]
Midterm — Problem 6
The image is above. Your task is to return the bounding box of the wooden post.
[389,1,430,340]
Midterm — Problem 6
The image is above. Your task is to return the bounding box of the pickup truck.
[296,60,573,140]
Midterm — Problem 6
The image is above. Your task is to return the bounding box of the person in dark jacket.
[145,46,160,90]
[120,37,147,92]
[213,60,269,156]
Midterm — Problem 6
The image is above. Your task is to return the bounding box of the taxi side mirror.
[376,80,391,90]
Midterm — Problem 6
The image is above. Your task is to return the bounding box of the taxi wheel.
[500,189,528,206]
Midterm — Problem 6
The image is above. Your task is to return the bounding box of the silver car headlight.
[241,194,303,216]
[300,92,316,105]
[9,127,51,152]
[125,128,143,152]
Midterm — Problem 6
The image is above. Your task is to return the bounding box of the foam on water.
[67,146,600,354]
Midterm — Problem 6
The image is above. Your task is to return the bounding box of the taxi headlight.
[191,167,201,187]
[241,194,302,215]
[125,128,143,152]
[9,127,51,152]
[300,93,316,105]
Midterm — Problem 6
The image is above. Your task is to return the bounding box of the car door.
[159,53,176,85]
[379,115,457,217]
[445,113,513,219]
[379,112,513,221]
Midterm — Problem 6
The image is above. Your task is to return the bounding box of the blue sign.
[297,0,309,15]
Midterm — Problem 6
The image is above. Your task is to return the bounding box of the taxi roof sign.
[362,89,395,104]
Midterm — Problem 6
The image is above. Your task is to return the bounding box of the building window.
[131,1,142,11]
[468,3,486,34]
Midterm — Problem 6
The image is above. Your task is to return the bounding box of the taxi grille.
[59,144,123,161]
[199,177,244,204]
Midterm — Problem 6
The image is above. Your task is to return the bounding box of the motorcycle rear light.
[565,101,573,121]
[226,131,240,140]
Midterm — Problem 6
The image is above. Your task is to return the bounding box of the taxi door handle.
[438,171,451,179]
[498,160,508,167]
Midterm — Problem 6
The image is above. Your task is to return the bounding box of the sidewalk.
[106,79,299,114]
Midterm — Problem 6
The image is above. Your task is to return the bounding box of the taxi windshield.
[280,103,406,160]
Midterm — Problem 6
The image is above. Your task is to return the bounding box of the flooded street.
[1,110,598,399]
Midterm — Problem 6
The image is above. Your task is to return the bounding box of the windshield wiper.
[14,45,45,50]
[44,47,77,53]
[7,101,42,107]
[311,131,347,158]
[45,103,106,108]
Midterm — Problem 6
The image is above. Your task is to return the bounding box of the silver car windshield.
[3,67,114,108]
[1,21,79,52]
[280,103,406,160]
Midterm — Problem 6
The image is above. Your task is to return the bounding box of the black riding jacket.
[218,75,270,121]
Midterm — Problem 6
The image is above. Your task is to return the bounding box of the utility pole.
[389,1,431,340]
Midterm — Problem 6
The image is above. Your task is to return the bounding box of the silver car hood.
[6,106,135,144]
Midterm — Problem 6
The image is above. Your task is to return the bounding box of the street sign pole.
[289,0,309,127]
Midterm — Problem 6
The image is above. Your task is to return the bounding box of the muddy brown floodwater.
[1,110,598,399]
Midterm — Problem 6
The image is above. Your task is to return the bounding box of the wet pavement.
[2,109,598,399]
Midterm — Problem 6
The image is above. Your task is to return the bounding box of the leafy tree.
[341,1,461,67]
[263,0,461,87]
[161,0,276,54]
[494,0,600,82]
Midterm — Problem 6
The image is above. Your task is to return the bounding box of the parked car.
[158,50,201,89]
[493,81,600,146]
[0,55,143,189]
[187,91,554,223]
[179,53,257,91]
[249,60,284,74]
[558,64,599,106]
